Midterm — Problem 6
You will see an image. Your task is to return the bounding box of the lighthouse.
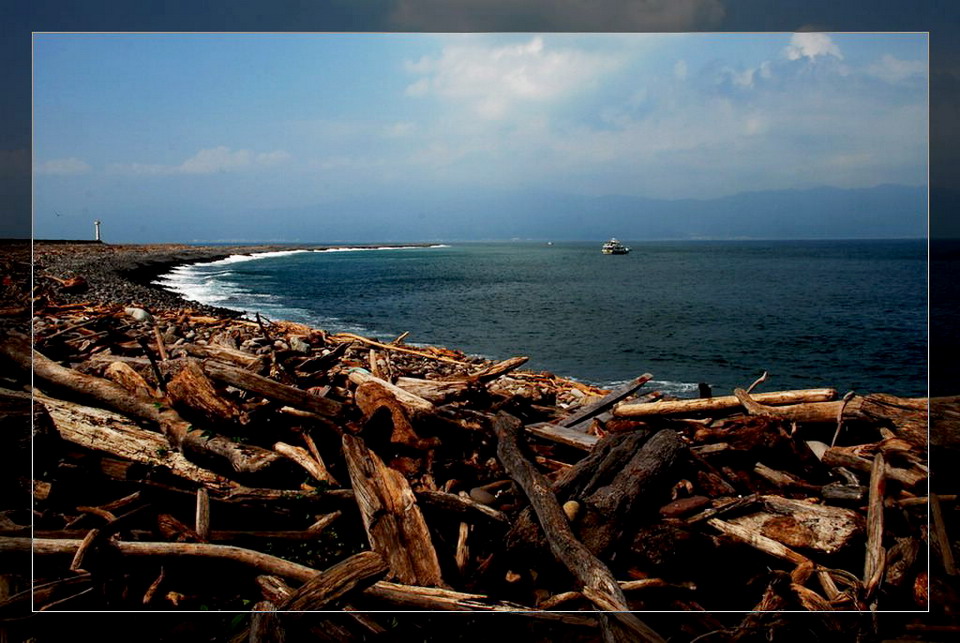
[94,219,102,242]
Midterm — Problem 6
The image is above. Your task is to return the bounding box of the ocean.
[155,240,927,397]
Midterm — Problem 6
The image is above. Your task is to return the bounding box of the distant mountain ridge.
[252,183,924,243]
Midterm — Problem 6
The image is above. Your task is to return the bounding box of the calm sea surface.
[157,240,927,397]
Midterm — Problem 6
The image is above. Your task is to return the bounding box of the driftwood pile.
[0,292,943,640]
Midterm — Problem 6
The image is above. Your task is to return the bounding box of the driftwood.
[615,388,837,417]
[103,361,160,400]
[526,422,599,451]
[493,412,665,643]
[863,453,886,599]
[725,495,863,555]
[171,341,266,371]
[350,370,439,449]
[0,335,278,474]
[557,373,652,429]
[279,551,388,611]
[166,358,244,425]
[576,429,683,556]
[273,441,338,486]
[506,430,653,551]
[29,390,327,505]
[201,359,342,418]
[735,389,927,452]
[341,434,444,587]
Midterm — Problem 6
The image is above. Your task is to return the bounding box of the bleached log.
[614,388,837,417]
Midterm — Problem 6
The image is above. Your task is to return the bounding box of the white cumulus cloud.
[36,157,92,176]
[405,36,622,119]
[784,33,843,61]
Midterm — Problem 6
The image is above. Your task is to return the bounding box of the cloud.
[384,122,416,138]
[109,146,290,175]
[405,36,623,119]
[868,54,926,84]
[390,0,725,31]
[674,59,688,80]
[36,157,92,176]
[784,33,843,61]
[723,60,773,88]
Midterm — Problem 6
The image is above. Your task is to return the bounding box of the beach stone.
[659,495,711,519]
[469,487,496,505]
[289,336,310,354]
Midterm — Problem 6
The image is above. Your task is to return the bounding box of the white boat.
[601,238,630,254]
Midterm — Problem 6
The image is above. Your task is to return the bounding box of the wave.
[313,244,451,253]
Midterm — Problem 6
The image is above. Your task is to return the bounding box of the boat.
[601,238,630,254]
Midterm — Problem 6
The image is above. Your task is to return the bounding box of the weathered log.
[29,391,329,505]
[352,375,439,450]
[103,361,160,400]
[0,335,279,474]
[506,430,652,551]
[202,359,342,418]
[707,518,811,567]
[735,389,928,452]
[931,494,958,576]
[724,496,863,555]
[864,453,886,599]
[394,377,469,404]
[466,356,529,384]
[493,412,665,643]
[348,368,435,416]
[167,358,244,425]
[821,447,924,488]
[274,441,338,486]
[415,490,507,524]
[171,342,266,371]
[341,434,444,587]
[614,388,837,417]
[577,429,684,556]
[280,551,388,611]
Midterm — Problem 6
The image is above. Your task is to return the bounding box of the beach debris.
[0,258,950,643]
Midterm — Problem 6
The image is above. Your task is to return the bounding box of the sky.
[33,32,927,241]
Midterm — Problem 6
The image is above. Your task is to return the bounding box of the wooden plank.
[558,373,652,429]
[525,422,600,451]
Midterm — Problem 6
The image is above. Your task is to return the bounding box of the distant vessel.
[601,238,630,254]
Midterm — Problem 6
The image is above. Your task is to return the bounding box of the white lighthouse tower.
[94,219,102,242]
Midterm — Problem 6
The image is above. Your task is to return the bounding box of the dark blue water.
[160,240,927,396]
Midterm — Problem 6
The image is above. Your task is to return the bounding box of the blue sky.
[33,32,927,240]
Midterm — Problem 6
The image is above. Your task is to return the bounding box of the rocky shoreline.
[31,241,428,317]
